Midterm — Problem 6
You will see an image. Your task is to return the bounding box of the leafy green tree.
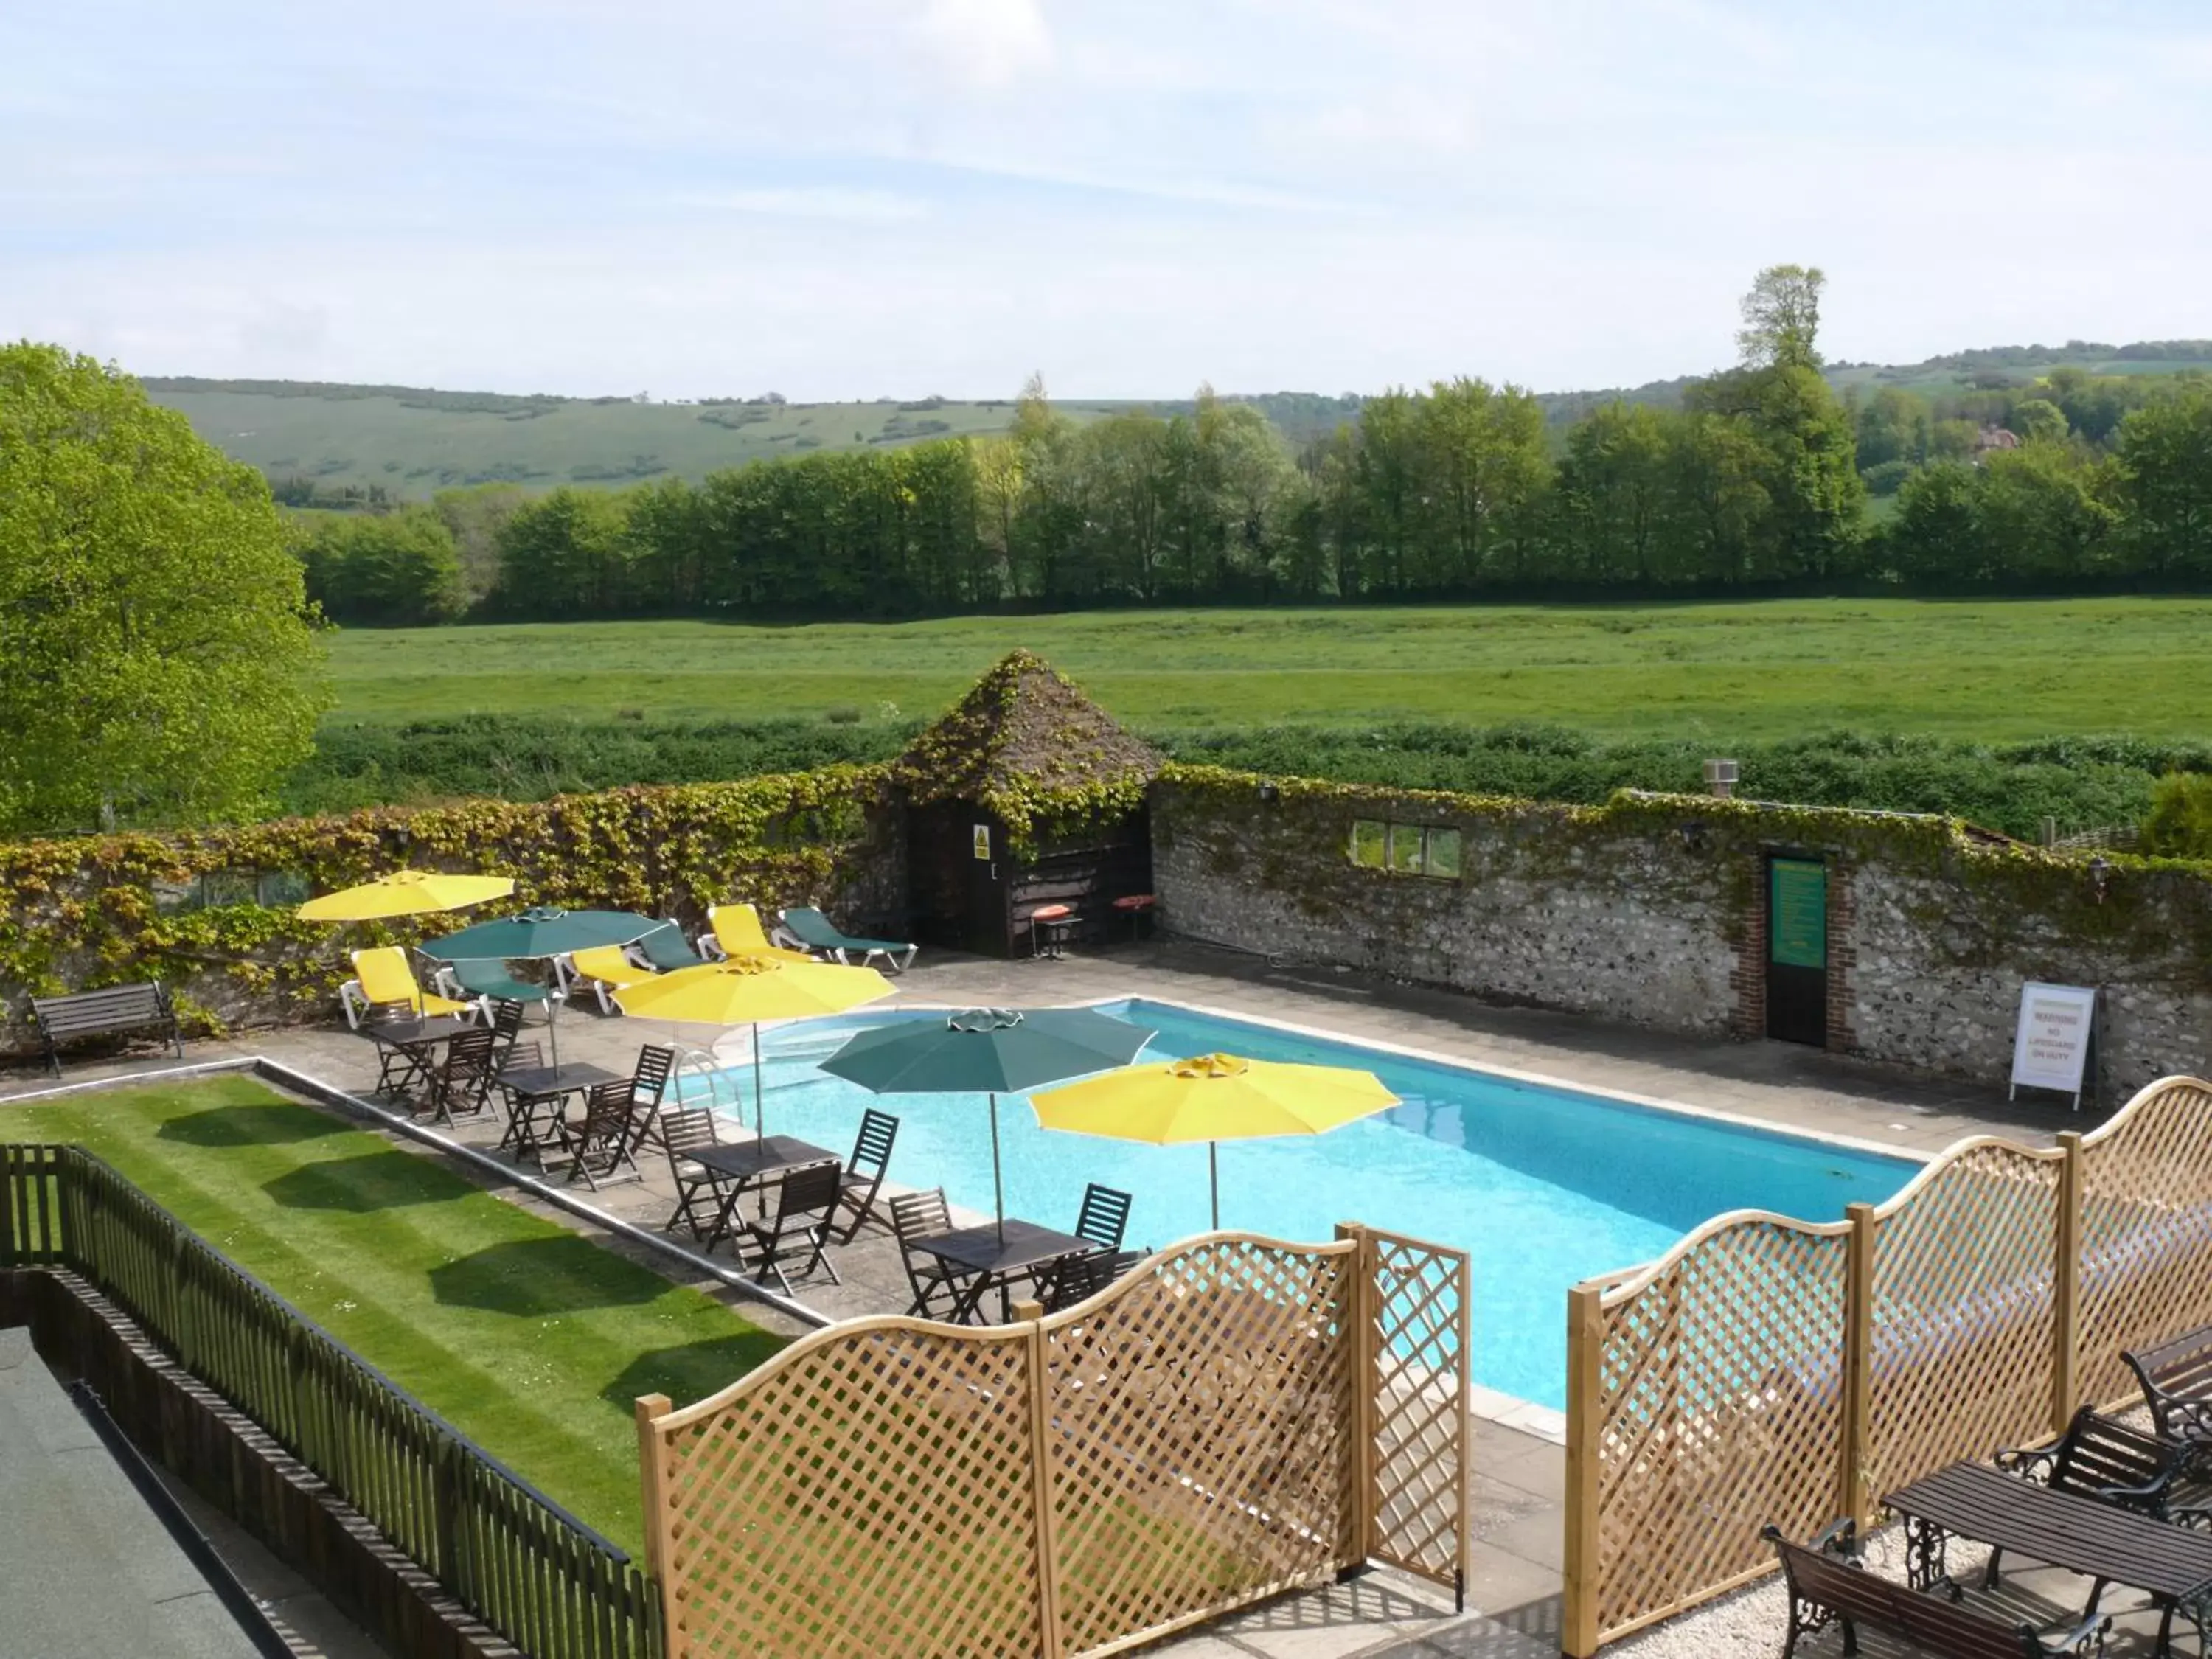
[0,342,327,832]
[2141,772,2212,858]
[295,507,467,625]
[1854,386,1930,469]
[1736,264,1826,370]
[2115,387,2212,579]
[1886,461,1985,585]
[2011,398,2069,446]
[431,482,527,602]
[492,488,637,616]
[1556,401,1673,582]
[1974,445,2116,582]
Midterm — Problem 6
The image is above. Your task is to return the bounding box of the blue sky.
[6,1,2209,398]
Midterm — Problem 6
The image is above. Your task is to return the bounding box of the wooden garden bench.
[1763,1520,2110,1658]
[29,981,183,1078]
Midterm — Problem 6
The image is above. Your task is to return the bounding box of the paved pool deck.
[1,937,2082,1658]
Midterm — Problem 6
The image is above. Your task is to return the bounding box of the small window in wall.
[151,869,312,913]
[256,871,312,908]
[1427,828,1462,880]
[1348,821,1461,882]
[1350,820,1387,869]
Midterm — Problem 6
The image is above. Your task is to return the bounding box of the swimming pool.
[695,998,1917,1410]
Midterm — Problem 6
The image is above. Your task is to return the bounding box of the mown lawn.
[1,1076,781,1554]
[320,597,2212,741]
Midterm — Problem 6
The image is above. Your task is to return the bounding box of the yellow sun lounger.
[340,946,480,1029]
[560,944,659,1015]
[699,903,813,964]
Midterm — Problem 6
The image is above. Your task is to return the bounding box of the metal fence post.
[1014,1298,1065,1659]
[1335,1222,1377,1565]
[1562,1282,1606,1659]
[2054,1132,2084,1435]
[1840,1202,1877,1531]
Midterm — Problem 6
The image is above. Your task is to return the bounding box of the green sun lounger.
[776,907,918,973]
[634,922,709,971]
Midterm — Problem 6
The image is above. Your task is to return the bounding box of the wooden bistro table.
[909,1220,1097,1324]
[1885,1461,2212,1655]
[359,1015,476,1103]
[495,1061,622,1169]
[688,1136,841,1252]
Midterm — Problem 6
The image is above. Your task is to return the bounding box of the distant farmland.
[319,597,2212,741]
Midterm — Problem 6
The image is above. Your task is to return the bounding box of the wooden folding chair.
[661,1106,730,1241]
[1074,1182,1133,1251]
[831,1108,900,1245]
[739,1162,844,1295]
[891,1188,978,1320]
[566,1079,646,1190]
[428,1029,498,1124]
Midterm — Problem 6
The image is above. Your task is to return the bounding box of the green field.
[4,1078,779,1552]
[321,599,2212,742]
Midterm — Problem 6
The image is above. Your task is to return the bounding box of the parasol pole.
[990,1092,1005,1242]
[1209,1141,1220,1231]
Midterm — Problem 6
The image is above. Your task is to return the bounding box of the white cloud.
[915,0,1054,89]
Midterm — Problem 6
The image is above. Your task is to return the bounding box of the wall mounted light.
[2089,855,2111,904]
[1677,821,1708,852]
[1257,782,1281,804]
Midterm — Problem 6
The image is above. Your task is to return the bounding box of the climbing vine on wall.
[0,767,891,1045]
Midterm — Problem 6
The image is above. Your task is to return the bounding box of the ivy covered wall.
[0,767,900,1054]
[1151,765,2212,1096]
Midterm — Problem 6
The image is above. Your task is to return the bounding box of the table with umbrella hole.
[906,1219,1100,1324]
[686,1135,843,1252]
[496,1060,624,1167]
[356,1014,479,1102]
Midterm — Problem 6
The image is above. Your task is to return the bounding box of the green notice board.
[1770,859,1827,968]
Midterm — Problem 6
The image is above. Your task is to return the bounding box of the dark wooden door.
[966,816,1011,955]
[1765,855,1829,1046]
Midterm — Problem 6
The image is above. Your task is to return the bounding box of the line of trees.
[293,268,2212,626]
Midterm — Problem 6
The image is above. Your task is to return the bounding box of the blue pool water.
[693,998,1916,1409]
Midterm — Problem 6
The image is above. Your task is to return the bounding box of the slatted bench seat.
[1764,1520,2110,1658]
[2129,1321,2212,1451]
[29,982,183,1078]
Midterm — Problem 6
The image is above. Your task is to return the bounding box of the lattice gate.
[636,1225,1470,1659]
[1348,1225,1472,1604]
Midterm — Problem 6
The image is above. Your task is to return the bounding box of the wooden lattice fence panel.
[1043,1235,1358,1655]
[1587,1214,1850,1642]
[644,1319,1044,1659]
[1863,1141,2062,1503]
[2079,1077,2212,1405]
[1363,1228,1469,1592]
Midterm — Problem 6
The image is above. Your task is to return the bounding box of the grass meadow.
[322,597,2212,742]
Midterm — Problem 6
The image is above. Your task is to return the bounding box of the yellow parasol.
[297,869,516,923]
[614,956,894,1147]
[1029,1052,1397,1229]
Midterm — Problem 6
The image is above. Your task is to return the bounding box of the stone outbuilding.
[891,651,1161,956]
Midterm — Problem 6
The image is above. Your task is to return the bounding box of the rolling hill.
[142,343,2212,501]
